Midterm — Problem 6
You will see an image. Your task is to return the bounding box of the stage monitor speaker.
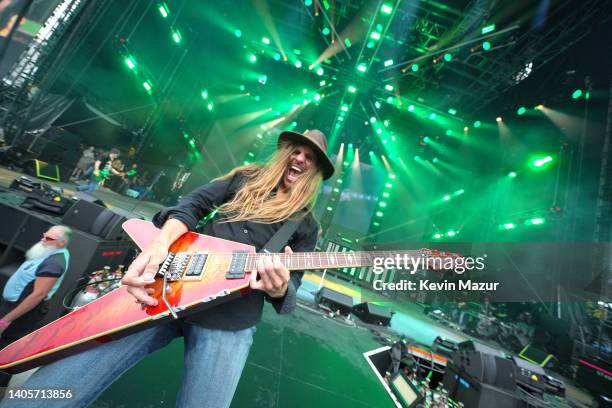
[61,200,130,240]
[352,302,393,326]
[315,287,354,315]
[442,364,520,408]
[450,351,517,392]
[71,192,107,207]
[62,199,106,232]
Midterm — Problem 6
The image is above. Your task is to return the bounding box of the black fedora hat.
[278,129,335,180]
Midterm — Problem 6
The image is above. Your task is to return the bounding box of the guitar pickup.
[182,253,208,281]
[225,251,249,279]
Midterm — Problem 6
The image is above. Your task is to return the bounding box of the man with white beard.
[0,226,71,340]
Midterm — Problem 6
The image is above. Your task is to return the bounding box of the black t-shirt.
[153,172,319,330]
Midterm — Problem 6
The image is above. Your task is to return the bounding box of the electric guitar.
[0,219,459,374]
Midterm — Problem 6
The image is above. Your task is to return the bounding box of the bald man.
[0,226,71,338]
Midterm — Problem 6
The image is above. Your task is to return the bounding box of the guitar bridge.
[157,252,209,281]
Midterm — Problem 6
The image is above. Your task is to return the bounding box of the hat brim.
[278,131,335,180]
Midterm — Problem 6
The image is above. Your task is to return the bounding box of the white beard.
[26,242,58,260]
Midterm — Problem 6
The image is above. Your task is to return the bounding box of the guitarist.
[4,130,335,408]
[76,148,122,194]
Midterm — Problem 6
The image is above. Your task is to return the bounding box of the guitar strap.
[260,214,305,254]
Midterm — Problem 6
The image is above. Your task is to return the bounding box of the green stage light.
[386,96,393,103]
[481,24,495,34]
[432,157,439,163]
[207,103,214,111]
[533,156,553,167]
[379,202,387,207]
[314,93,321,101]
[248,54,257,63]
[183,132,189,139]
[443,53,452,62]
[384,120,389,127]
[517,106,526,115]
[189,139,195,148]
[384,84,394,92]
[262,37,270,45]
[429,113,436,120]
[508,171,517,178]
[344,38,352,47]
[381,4,392,14]
[369,151,374,155]
[443,195,451,201]
[385,182,392,188]
[370,32,381,40]
[482,41,491,51]
[375,101,381,109]
[304,0,312,5]
[172,29,182,44]
[341,105,349,111]
[572,89,583,99]
[448,108,457,115]
[302,88,308,94]
[423,136,430,143]
[411,64,419,72]
[445,130,453,136]
[201,90,208,99]
[124,56,136,70]
[357,63,367,72]
[367,41,375,49]
[373,222,380,227]
[348,85,357,93]
[319,80,326,86]
[382,193,390,198]
[142,81,153,94]
[454,189,464,196]
[234,29,242,38]
[256,134,263,139]
[433,233,443,239]
[414,156,421,162]
[326,206,333,211]
[316,67,324,76]
[501,223,516,230]
[333,188,340,193]
[473,120,481,127]
[370,117,377,123]
[158,3,169,18]
[342,161,349,167]
[273,53,281,61]
[295,61,302,68]
[376,211,384,217]
[376,129,382,134]
[384,59,394,67]
[525,217,545,226]
[446,230,457,237]
[322,27,330,35]
[408,105,415,112]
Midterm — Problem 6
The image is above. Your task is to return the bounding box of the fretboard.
[244,250,432,271]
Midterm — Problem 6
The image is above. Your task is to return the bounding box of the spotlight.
[496,117,502,122]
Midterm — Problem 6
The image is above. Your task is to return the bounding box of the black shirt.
[152,172,319,330]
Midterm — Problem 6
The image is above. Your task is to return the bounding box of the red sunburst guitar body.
[0,219,255,374]
[0,219,459,374]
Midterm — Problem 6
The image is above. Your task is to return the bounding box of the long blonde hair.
[215,142,323,223]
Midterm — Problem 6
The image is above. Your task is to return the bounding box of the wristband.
[0,319,11,329]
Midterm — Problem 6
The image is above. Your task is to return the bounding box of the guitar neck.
[243,250,429,272]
